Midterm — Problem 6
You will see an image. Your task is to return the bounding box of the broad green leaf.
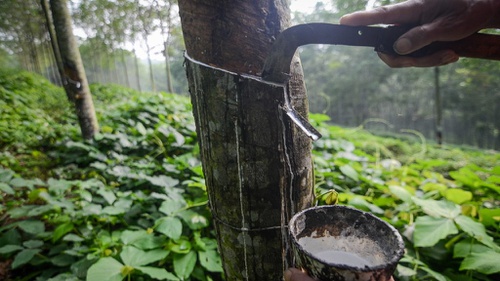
[79,190,92,202]
[412,198,461,218]
[339,165,359,181]
[147,175,180,189]
[82,204,102,215]
[7,206,35,218]
[444,189,472,204]
[120,246,168,267]
[482,182,500,194]
[388,185,412,203]
[23,240,43,248]
[102,206,126,215]
[178,210,209,230]
[414,216,458,247]
[168,238,192,254]
[136,266,180,280]
[0,182,14,194]
[421,182,447,194]
[86,257,123,281]
[454,215,499,250]
[12,249,41,269]
[51,254,76,267]
[173,251,197,279]
[133,235,166,250]
[156,217,182,240]
[200,238,219,250]
[348,196,384,214]
[28,187,47,202]
[120,230,165,250]
[27,205,54,217]
[492,166,500,175]
[0,228,21,245]
[10,178,43,190]
[71,257,96,279]
[136,122,147,135]
[0,168,14,182]
[121,230,149,245]
[460,250,500,274]
[63,234,85,242]
[478,208,500,227]
[396,264,417,277]
[97,187,117,205]
[449,168,482,188]
[110,166,133,178]
[420,266,450,281]
[0,244,23,254]
[198,250,223,272]
[453,239,491,258]
[18,219,45,234]
[486,175,500,184]
[158,126,185,146]
[47,178,74,195]
[159,199,185,216]
[45,272,80,281]
[52,222,74,243]
[114,198,133,209]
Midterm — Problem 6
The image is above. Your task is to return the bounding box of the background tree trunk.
[434,67,443,145]
[49,0,99,139]
[178,1,314,280]
[41,0,65,87]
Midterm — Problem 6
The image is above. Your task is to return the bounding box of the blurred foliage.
[1,67,499,280]
[0,69,222,281]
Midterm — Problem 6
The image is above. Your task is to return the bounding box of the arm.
[339,0,500,67]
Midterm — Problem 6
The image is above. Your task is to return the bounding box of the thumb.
[393,24,438,54]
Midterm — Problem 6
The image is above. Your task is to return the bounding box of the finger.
[340,1,424,26]
[393,21,451,54]
[377,50,459,68]
[284,268,317,281]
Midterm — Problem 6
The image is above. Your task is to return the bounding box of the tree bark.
[41,0,65,86]
[49,0,99,139]
[179,1,314,280]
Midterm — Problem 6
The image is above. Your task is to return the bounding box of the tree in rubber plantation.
[178,1,315,280]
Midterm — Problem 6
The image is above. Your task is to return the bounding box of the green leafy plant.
[1,70,498,280]
[311,113,500,281]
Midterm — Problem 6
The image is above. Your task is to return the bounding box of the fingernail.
[284,269,292,281]
[394,38,412,54]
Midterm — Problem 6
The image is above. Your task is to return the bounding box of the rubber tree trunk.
[49,0,99,139]
[178,1,314,280]
[41,0,65,86]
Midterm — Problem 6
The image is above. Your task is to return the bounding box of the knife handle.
[376,26,500,60]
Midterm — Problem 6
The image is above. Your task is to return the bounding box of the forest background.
[1,0,499,150]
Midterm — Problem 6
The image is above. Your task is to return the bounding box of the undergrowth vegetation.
[0,69,499,281]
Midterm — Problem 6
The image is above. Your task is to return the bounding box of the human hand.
[284,268,316,281]
[284,268,395,281]
[339,0,500,67]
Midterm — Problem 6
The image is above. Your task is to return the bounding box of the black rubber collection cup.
[289,205,405,281]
